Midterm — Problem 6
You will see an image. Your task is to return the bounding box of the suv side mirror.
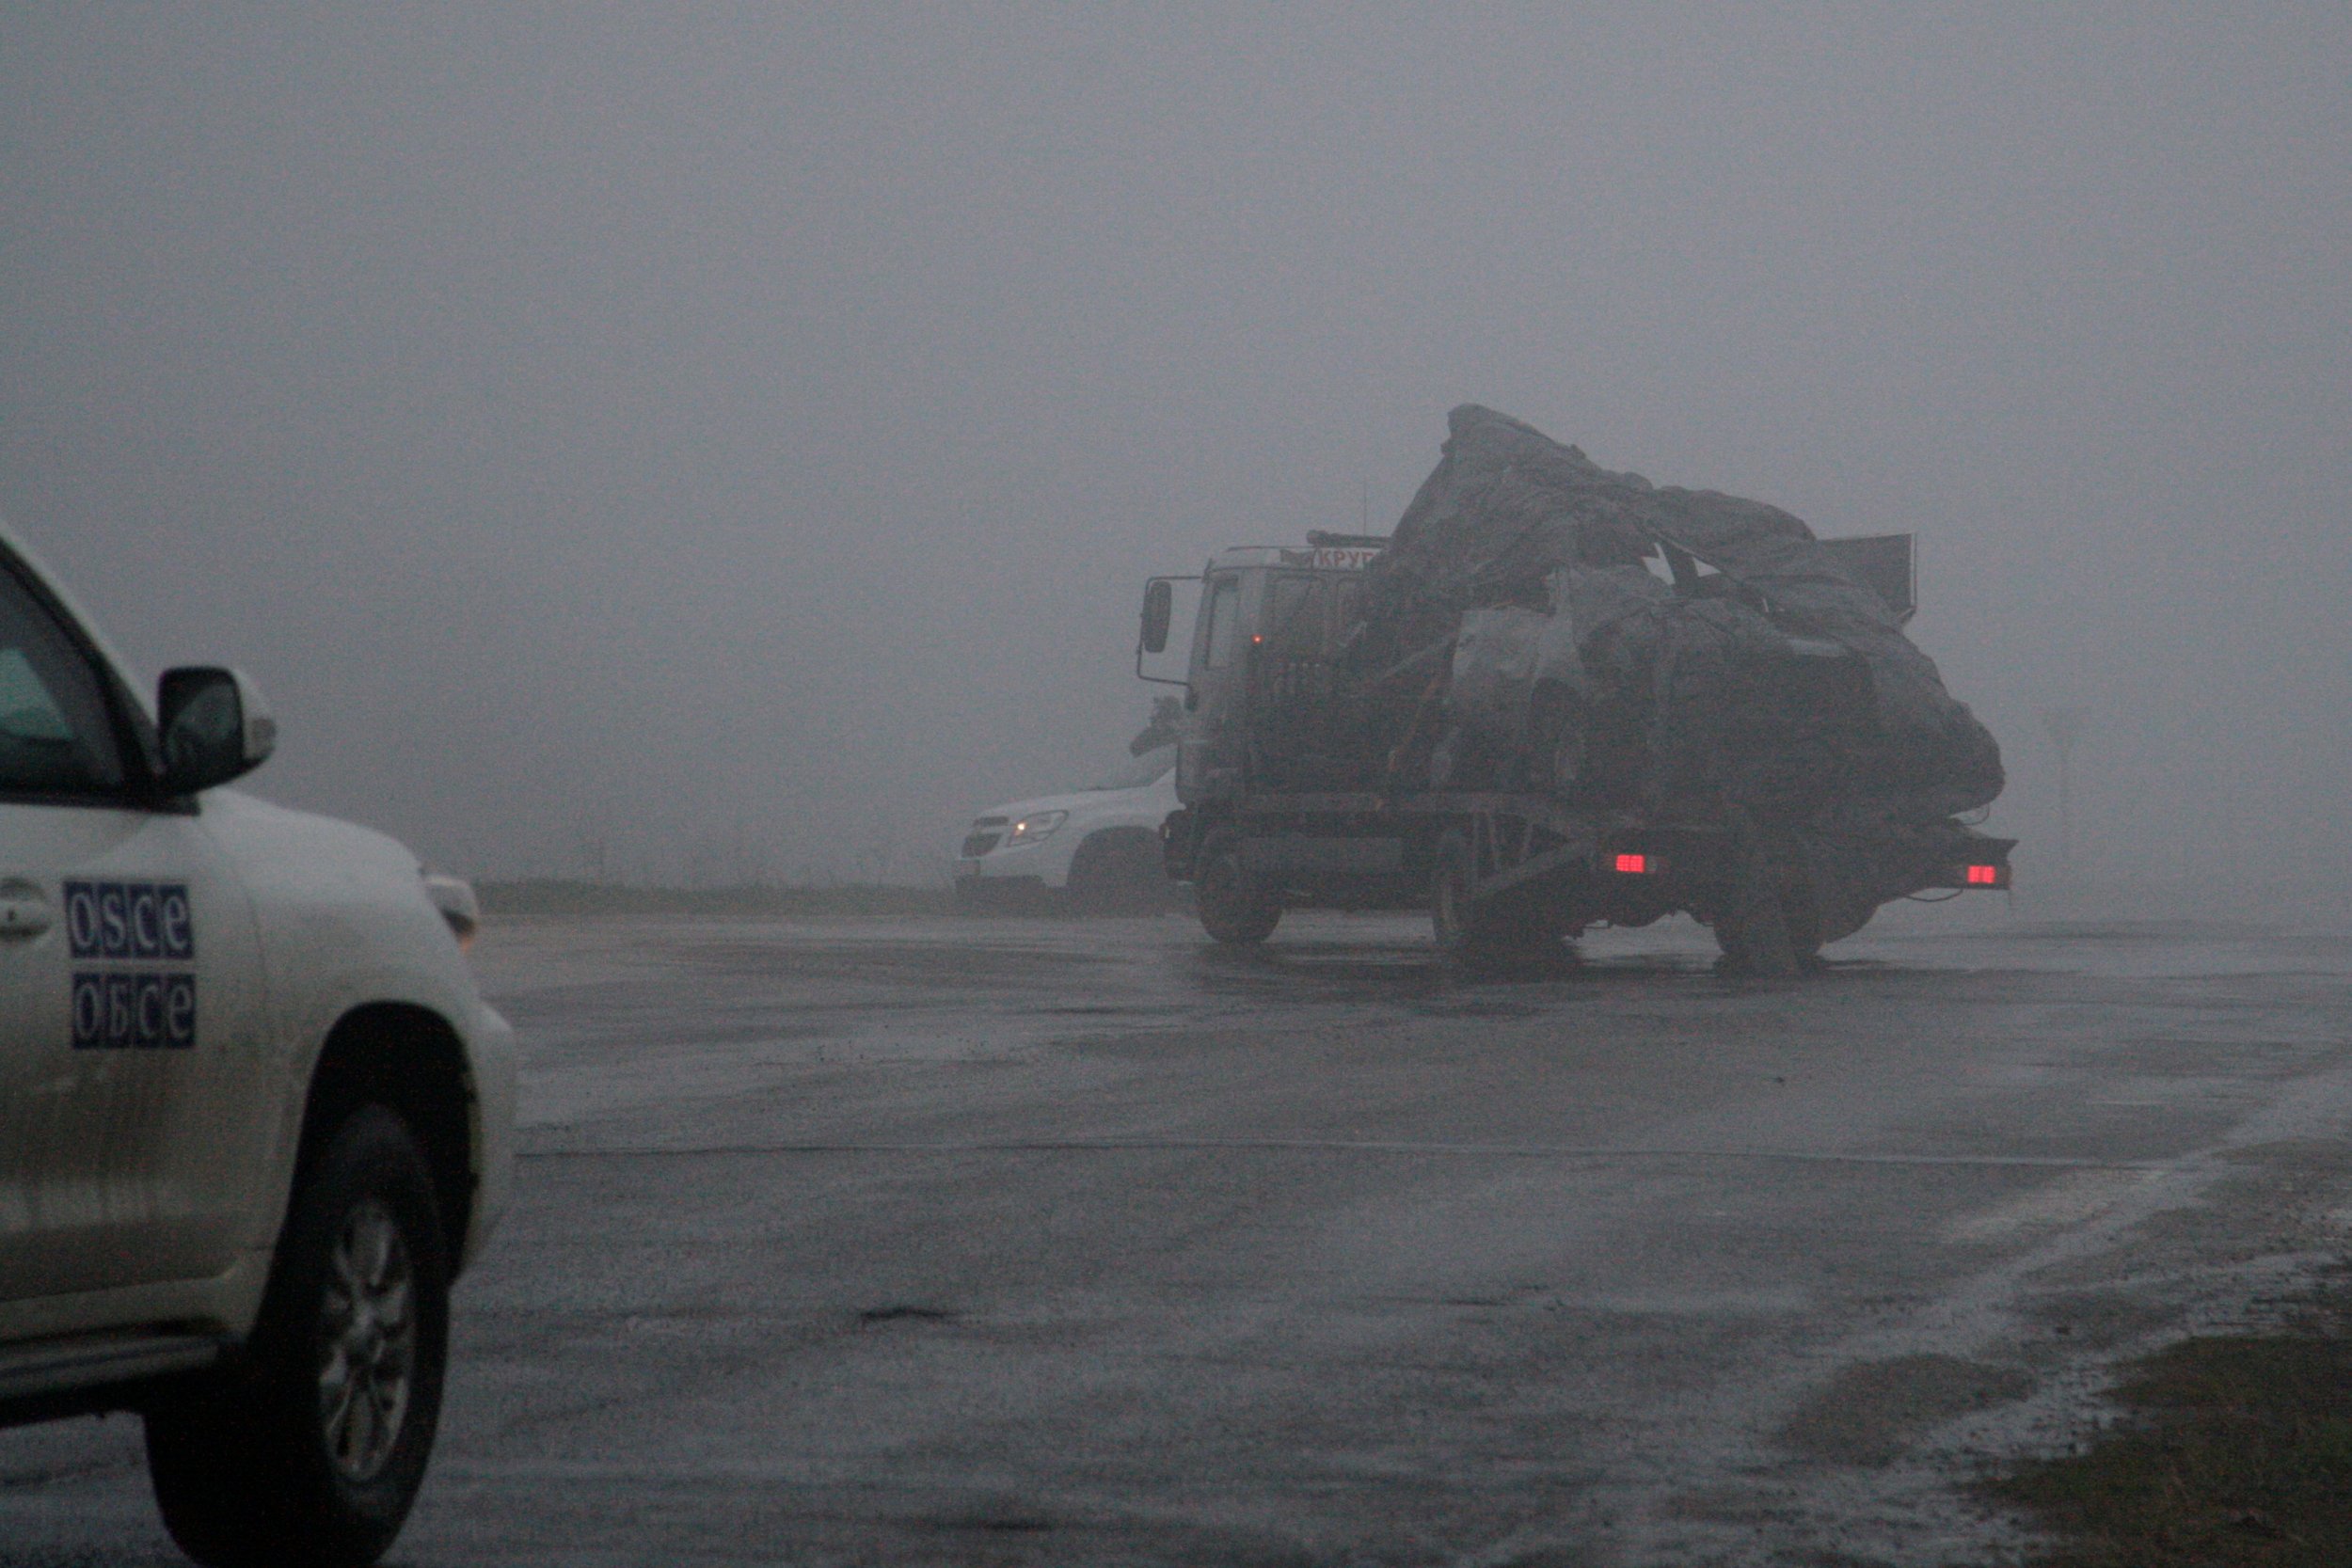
[1139,579,1173,654]
[158,667,277,794]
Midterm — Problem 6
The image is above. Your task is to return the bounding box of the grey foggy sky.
[3,6,2346,886]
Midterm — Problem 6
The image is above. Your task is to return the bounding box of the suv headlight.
[422,871,481,951]
[1006,811,1068,846]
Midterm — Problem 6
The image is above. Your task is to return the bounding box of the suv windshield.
[1087,743,1176,792]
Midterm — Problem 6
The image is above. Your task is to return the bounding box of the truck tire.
[1064,830,1165,915]
[145,1105,451,1568]
[1431,831,1518,963]
[1780,874,1828,965]
[1710,849,1802,977]
[1194,829,1280,945]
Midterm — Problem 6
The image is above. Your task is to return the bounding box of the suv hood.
[200,788,432,890]
[972,786,1127,822]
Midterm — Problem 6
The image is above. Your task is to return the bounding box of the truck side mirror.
[1140,579,1173,654]
[158,666,277,794]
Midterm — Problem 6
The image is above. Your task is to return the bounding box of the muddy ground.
[6,901,2352,1566]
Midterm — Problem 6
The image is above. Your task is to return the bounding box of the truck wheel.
[1431,831,1513,962]
[1711,851,1802,977]
[1780,875,1828,966]
[1194,830,1279,945]
[145,1105,451,1568]
[1065,831,1165,915]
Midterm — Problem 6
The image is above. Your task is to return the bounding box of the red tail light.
[1965,863,2000,885]
[1613,852,1652,874]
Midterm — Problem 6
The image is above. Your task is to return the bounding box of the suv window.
[0,561,127,798]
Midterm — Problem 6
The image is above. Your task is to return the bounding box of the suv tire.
[145,1105,451,1568]
[1065,831,1165,915]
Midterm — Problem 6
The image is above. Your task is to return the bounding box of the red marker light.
[1965,863,2000,885]
[1614,852,1651,874]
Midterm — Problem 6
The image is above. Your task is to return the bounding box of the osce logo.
[72,972,198,1050]
[63,881,195,960]
[63,881,198,1050]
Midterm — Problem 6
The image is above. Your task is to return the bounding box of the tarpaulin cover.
[1355,405,2003,822]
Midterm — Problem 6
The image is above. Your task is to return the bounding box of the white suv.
[954,743,1179,912]
[0,526,516,1567]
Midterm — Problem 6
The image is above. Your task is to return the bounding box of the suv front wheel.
[145,1105,452,1568]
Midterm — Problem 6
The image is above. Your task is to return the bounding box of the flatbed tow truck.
[1135,532,2011,973]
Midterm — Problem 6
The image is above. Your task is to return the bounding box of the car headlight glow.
[1006,810,1068,845]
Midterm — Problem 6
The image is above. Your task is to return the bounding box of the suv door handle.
[0,880,53,940]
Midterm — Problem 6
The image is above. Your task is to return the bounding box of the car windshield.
[1085,743,1176,792]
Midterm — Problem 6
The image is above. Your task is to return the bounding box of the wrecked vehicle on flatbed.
[1136,405,2011,973]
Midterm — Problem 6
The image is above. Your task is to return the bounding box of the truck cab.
[1164,536,1395,807]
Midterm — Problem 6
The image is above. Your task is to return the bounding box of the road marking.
[518,1136,2170,1171]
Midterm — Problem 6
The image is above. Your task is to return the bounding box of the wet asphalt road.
[7,901,2352,1566]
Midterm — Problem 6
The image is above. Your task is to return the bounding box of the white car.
[955,743,1180,912]
[0,525,516,1568]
